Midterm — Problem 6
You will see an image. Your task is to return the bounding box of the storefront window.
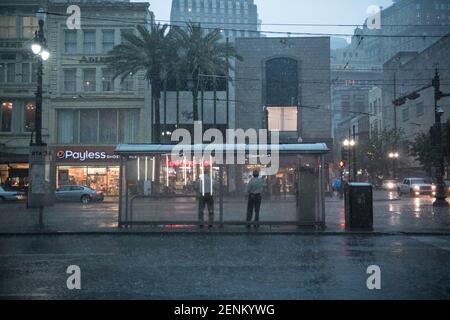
[57,166,120,196]
[24,102,35,132]
[1,101,13,132]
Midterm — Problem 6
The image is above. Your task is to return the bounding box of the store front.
[55,146,120,196]
[0,153,29,192]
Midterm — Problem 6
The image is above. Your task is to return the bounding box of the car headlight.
[387,182,394,189]
[414,185,420,191]
[432,185,436,191]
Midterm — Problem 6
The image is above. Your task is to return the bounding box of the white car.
[0,186,21,202]
[398,178,435,197]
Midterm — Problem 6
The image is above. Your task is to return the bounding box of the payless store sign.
[56,147,119,163]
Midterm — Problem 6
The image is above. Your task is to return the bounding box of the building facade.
[0,0,44,189]
[382,34,450,174]
[170,0,260,40]
[338,0,450,68]
[0,0,153,195]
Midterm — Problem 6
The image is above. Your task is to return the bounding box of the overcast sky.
[132,0,394,42]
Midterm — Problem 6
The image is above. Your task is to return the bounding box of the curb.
[1,230,450,237]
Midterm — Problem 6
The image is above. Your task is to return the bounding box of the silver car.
[55,185,104,204]
[0,186,22,202]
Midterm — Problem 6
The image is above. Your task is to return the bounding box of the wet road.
[1,191,449,233]
[1,234,450,299]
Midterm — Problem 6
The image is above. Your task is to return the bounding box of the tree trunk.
[152,80,162,144]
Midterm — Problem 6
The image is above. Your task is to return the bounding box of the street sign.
[28,145,55,208]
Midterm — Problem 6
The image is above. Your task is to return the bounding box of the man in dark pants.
[246,170,264,229]
[195,168,214,228]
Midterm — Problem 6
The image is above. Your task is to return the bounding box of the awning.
[115,143,329,155]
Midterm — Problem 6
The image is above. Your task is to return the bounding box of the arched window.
[265,57,298,106]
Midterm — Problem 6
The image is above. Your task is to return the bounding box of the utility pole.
[432,69,449,207]
[226,37,230,132]
[393,72,398,179]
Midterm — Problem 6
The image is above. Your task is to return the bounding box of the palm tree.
[106,24,173,143]
[173,22,242,122]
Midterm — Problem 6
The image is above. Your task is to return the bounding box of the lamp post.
[29,8,51,229]
[343,138,356,181]
[31,8,49,146]
[388,152,399,180]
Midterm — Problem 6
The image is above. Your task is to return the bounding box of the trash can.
[344,182,373,230]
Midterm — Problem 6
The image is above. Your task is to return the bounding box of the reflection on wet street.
[0,190,449,233]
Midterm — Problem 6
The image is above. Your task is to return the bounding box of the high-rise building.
[170,0,260,40]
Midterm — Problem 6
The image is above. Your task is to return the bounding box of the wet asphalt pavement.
[1,233,450,299]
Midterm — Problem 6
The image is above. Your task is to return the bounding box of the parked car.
[397,178,435,197]
[55,185,104,204]
[381,180,399,191]
[0,186,23,202]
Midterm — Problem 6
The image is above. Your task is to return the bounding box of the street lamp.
[388,152,399,179]
[343,139,356,181]
[30,8,49,146]
[343,139,356,147]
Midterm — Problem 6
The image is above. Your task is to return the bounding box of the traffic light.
[339,160,346,169]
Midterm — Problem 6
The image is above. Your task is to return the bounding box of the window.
[99,109,118,143]
[267,107,298,132]
[6,63,15,83]
[83,69,96,92]
[57,109,139,144]
[266,58,298,106]
[83,30,96,53]
[65,30,77,53]
[0,101,13,132]
[64,69,77,92]
[22,17,38,38]
[402,107,409,122]
[119,109,139,143]
[102,30,115,53]
[0,63,5,83]
[102,68,114,91]
[120,29,134,43]
[416,102,424,117]
[24,102,35,132]
[57,109,78,144]
[21,63,30,83]
[0,17,17,38]
[80,109,98,143]
[120,73,134,92]
[31,63,37,83]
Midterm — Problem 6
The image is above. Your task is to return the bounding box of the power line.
[42,11,450,39]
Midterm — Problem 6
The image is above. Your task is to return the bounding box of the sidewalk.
[1,191,449,234]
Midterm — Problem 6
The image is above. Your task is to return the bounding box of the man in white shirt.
[195,168,214,228]
[245,170,265,229]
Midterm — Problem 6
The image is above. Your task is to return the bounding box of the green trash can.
[344,182,373,230]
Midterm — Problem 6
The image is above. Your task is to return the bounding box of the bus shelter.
[115,143,329,230]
